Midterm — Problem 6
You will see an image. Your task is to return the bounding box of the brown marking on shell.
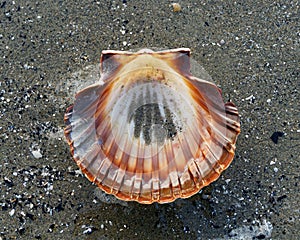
[64,48,240,204]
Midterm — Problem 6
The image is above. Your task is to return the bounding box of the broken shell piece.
[64,48,240,204]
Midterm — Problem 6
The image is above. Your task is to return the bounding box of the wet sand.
[0,1,299,239]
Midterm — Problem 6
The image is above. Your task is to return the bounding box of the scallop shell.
[64,48,240,204]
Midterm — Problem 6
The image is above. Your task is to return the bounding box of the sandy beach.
[0,1,299,239]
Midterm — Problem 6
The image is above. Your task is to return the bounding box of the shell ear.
[100,51,135,81]
[156,48,191,76]
[172,48,191,75]
[100,51,120,76]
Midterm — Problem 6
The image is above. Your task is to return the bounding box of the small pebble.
[32,150,42,159]
[9,209,15,216]
[171,3,181,12]
[220,39,226,45]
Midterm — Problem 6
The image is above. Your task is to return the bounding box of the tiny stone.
[9,209,15,216]
[225,179,231,184]
[171,3,181,12]
[83,228,92,234]
[220,39,226,45]
[32,150,42,159]
[270,131,284,144]
[245,95,255,101]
